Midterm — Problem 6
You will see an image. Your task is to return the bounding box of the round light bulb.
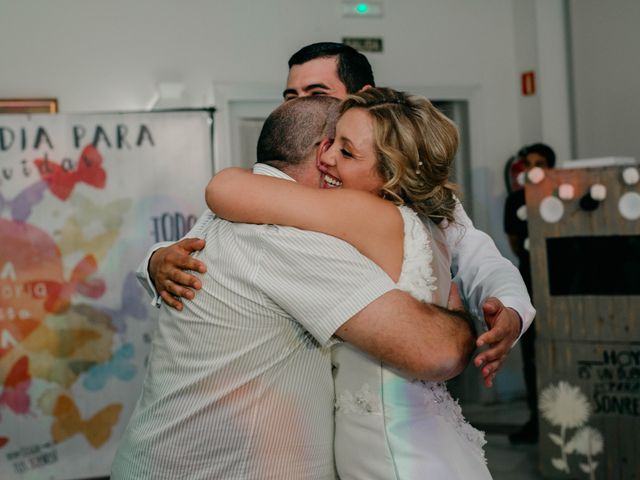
[619,192,640,220]
[527,167,545,184]
[590,184,607,201]
[516,205,527,221]
[558,184,575,200]
[539,196,564,223]
[622,167,640,185]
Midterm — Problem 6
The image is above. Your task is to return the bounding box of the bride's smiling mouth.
[321,173,343,188]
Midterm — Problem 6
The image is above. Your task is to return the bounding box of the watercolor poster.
[0,110,213,478]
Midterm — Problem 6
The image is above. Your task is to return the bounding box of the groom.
[112,96,476,479]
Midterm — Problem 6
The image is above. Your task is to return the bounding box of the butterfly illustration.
[20,303,116,389]
[70,193,132,230]
[0,356,31,419]
[25,255,106,314]
[54,216,120,261]
[83,343,137,391]
[50,394,122,448]
[0,181,48,222]
[26,322,101,358]
[34,145,106,201]
[102,272,147,334]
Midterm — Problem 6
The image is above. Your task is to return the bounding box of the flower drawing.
[565,426,604,457]
[539,381,591,429]
[566,426,604,480]
[539,381,593,475]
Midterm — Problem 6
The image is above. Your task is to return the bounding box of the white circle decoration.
[516,171,527,186]
[558,184,575,200]
[540,196,564,223]
[523,238,530,251]
[516,205,528,221]
[528,167,545,184]
[590,184,607,201]
[618,192,640,220]
[622,167,640,186]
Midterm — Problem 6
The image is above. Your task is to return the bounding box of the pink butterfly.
[25,255,106,314]
[0,356,31,418]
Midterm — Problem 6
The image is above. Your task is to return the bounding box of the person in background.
[503,142,556,443]
[504,146,529,195]
[139,42,535,388]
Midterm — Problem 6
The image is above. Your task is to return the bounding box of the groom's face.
[283,57,349,101]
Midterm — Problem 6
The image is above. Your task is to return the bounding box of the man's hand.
[149,238,207,311]
[474,298,521,387]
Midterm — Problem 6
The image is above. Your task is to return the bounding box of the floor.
[464,400,543,480]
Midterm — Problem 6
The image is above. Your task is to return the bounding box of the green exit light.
[342,2,382,18]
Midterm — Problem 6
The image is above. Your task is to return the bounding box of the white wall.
[536,0,572,163]
[569,0,640,162]
[0,0,572,253]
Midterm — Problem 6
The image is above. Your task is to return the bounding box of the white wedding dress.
[333,206,492,479]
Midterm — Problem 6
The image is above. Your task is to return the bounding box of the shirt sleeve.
[254,226,397,346]
[135,210,216,307]
[444,199,535,340]
[135,241,174,306]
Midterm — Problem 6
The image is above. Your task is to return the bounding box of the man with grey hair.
[112,97,475,479]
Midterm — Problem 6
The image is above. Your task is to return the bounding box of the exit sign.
[342,37,384,53]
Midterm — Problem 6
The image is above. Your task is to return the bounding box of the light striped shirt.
[112,165,395,479]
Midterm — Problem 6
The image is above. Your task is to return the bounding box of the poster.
[0,110,213,479]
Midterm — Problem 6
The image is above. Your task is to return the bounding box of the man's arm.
[135,210,213,310]
[258,227,476,382]
[445,200,535,386]
[336,287,476,381]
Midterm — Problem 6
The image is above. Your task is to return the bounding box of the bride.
[207,87,492,479]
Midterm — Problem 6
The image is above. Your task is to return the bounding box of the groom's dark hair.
[288,42,375,94]
[257,96,339,170]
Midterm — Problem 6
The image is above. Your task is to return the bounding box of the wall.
[569,0,640,162]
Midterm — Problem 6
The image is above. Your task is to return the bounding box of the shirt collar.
[252,163,295,182]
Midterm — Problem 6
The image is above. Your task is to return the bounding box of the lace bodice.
[396,206,438,304]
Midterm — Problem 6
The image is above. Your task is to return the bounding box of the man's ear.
[316,138,333,167]
[358,84,374,92]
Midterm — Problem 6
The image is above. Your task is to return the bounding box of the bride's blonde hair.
[340,87,459,224]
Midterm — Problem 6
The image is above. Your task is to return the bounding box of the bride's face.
[318,108,385,195]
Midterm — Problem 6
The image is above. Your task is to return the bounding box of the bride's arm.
[207,167,403,280]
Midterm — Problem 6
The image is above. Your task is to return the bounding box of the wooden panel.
[525,166,640,479]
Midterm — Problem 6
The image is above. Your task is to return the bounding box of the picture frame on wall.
[0,98,58,114]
